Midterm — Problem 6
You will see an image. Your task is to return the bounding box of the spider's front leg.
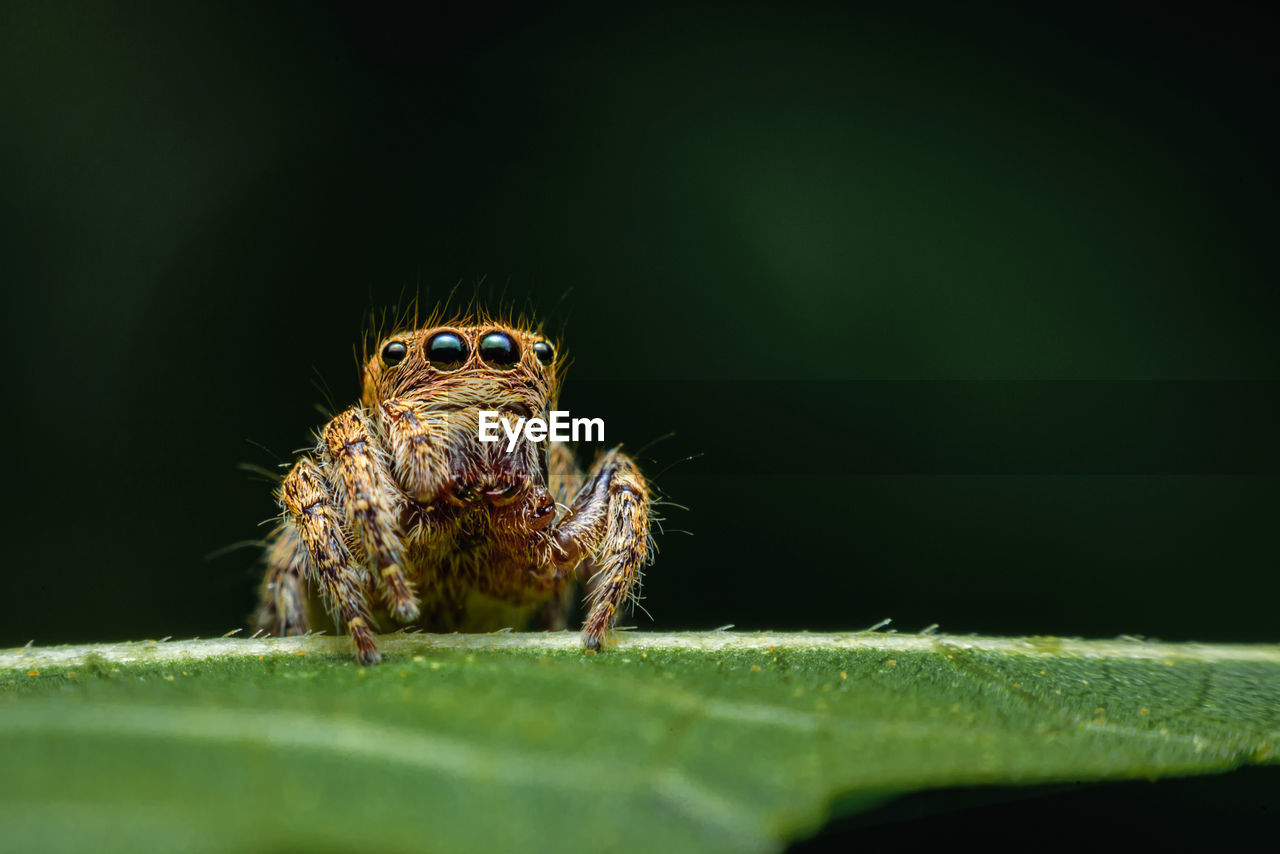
[550,448,652,651]
[319,409,420,623]
[275,407,419,664]
[278,455,381,664]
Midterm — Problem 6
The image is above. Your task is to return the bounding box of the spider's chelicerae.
[255,312,653,664]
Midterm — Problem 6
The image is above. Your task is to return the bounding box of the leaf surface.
[2,631,1276,853]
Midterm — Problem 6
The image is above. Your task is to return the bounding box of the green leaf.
[1,631,1276,853]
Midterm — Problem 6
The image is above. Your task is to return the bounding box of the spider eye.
[425,331,468,369]
[532,341,554,365]
[479,331,520,368]
[380,341,408,366]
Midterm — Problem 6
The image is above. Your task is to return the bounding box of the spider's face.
[361,322,562,413]
[359,320,564,510]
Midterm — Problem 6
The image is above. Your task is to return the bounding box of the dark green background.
[2,1,1276,645]
[2,0,1277,846]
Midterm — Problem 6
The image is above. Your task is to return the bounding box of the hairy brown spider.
[254,311,652,664]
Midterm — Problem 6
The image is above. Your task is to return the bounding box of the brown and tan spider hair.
[255,307,653,663]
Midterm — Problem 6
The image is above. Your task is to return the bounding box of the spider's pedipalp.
[379,399,452,502]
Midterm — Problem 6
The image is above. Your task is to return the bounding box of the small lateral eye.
[479,331,520,368]
[425,331,468,369]
[532,341,554,365]
[381,341,408,365]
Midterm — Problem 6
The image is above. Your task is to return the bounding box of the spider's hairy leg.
[379,399,452,502]
[280,455,380,664]
[551,448,651,651]
[254,524,309,637]
[321,409,420,623]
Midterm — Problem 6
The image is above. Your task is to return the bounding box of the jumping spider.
[255,313,652,664]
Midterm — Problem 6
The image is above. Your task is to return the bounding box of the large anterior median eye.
[425,331,468,369]
[532,341,554,365]
[380,340,408,365]
[479,331,520,368]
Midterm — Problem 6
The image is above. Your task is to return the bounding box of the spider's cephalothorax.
[255,315,652,664]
